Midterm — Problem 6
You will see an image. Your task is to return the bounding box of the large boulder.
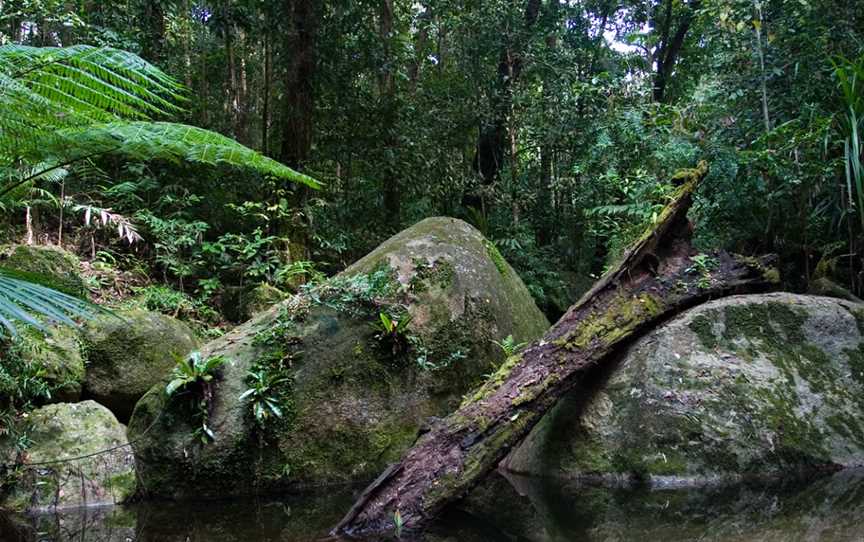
[505,293,864,484]
[129,217,549,499]
[0,401,135,512]
[0,244,87,298]
[2,326,85,403]
[82,309,199,422]
[221,283,287,323]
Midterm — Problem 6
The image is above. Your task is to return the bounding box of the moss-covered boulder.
[129,217,549,499]
[505,293,864,485]
[1,401,135,512]
[83,309,199,423]
[2,326,85,403]
[221,283,287,322]
[243,283,287,316]
[0,244,87,298]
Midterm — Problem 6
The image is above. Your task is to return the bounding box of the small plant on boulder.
[240,368,292,428]
[372,311,413,356]
[166,351,226,443]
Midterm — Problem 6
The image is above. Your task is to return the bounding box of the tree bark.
[653,0,701,102]
[333,162,777,537]
[276,0,321,266]
[279,0,319,169]
[379,0,401,224]
[140,0,166,64]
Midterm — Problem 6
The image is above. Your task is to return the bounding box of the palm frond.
[0,271,101,336]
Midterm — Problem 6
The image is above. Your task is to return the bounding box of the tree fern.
[0,44,320,333]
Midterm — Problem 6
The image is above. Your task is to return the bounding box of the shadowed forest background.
[1,0,863,324]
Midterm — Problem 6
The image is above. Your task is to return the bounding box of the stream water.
[3,468,864,541]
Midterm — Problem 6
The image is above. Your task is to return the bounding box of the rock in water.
[128,217,549,499]
[0,401,135,512]
[505,293,864,484]
[82,309,199,423]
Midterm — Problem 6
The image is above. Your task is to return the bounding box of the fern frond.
[0,44,320,190]
[30,122,321,188]
[0,44,321,332]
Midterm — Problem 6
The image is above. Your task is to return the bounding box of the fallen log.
[333,161,777,538]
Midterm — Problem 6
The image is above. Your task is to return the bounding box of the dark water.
[4,469,864,541]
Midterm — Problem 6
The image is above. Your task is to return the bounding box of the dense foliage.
[0,0,862,325]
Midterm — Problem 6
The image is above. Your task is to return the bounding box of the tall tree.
[472,0,542,187]
[651,0,701,102]
[279,0,319,169]
[140,0,168,63]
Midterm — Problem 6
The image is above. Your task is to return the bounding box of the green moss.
[411,258,456,293]
[559,293,664,351]
[688,314,718,350]
[722,302,807,345]
[562,436,615,474]
[0,245,88,298]
[846,344,864,385]
[483,240,508,277]
[244,283,286,317]
[106,470,136,501]
[670,161,709,184]
[753,387,830,464]
[737,255,781,285]
[462,353,522,406]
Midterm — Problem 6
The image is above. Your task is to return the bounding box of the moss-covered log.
[333,162,778,537]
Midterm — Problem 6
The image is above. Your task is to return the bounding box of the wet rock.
[128,217,549,499]
[506,293,864,485]
[0,401,135,513]
[82,309,198,422]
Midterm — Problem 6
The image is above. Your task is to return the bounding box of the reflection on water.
[4,469,864,541]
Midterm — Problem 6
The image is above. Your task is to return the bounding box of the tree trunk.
[333,162,777,537]
[652,0,701,103]
[408,2,431,95]
[470,0,542,189]
[141,0,166,63]
[279,0,319,169]
[379,0,401,224]
[277,0,320,266]
[262,29,272,156]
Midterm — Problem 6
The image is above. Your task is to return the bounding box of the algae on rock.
[128,217,549,499]
[82,309,199,423]
[0,244,88,298]
[505,293,864,484]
